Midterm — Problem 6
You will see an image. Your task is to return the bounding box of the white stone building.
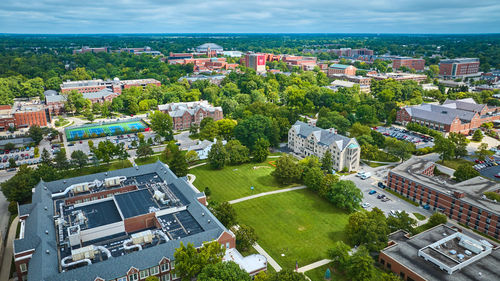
[288,121,360,172]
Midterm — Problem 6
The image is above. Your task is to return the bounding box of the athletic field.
[65,120,148,140]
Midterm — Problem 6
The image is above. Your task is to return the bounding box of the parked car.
[362,202,371,208]
[368,189,377,195]
[381,198,391,202]
[377,194,386,199]
[377,182,386,189]
[360,172,372,180]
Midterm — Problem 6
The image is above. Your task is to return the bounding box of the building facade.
[396,98,500,134]
[439,58,480,78]
[288,121,360,172]
[244,53,266,73]
[13,162,260,281]
[158,100,223,131]
[387,158,500,239]
[327,64,357,76]
[61,79,161,95]
[392,57,425,71]
[73,47,108,54]
[0,102,50,131]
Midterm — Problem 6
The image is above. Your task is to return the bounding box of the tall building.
[288,121,360,172]
[439,58,480,78]
[392,57,425,71]
[158,100,223,130]
[396,98,500,134]
[14,162,266,281]
[0,101,50,131]
[379,224,499,281]
[327,64,357,76]
[244,53,266,73]
[387,158,500,239]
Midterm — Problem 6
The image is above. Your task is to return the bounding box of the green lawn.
[413,212,426,221]
[233,189,350,269]
[437,159,474,170]
[305,264,346,281]
[190,160,297,202]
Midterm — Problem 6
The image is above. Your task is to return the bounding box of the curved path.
[228,186,307,204]
[0,216,18,281]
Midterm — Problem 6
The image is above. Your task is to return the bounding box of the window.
[161,274,171,281]
[387,263,391,269]
[150,266,159,275]
[380,259,385,265]
[140,269,149,279]
[129,273,139,281]
[20,263,27,273]
[161,263,170,272]
[117,277,127,281]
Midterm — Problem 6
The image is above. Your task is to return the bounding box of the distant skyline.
[1,0,499,34]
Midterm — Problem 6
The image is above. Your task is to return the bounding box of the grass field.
[190,160,297,202]
[305,263,347,281]
[233,189,350,269]
[65,120,148,140]
[437,159,474,170]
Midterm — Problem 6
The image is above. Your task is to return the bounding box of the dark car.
[377,182,386,189]
[377,194,386,199]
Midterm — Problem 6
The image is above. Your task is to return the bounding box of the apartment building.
[158,100,223,130]
[14,162,266,281]
[327,64,357,76]
[439,58,480,78]
[387,158,500,239]
[396,98,500,134]
[0,101,50,130]
[379,224,499,281]
[288,121,360,172]
[392,57,425,71]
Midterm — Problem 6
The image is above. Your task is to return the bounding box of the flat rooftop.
[382,225,500,281]
[66,199,122,229]
[390,158,500,213]
[115,189,159,218]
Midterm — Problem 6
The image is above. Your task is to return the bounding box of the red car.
[475,159,480,163]
[79,140,83,144]
[495,173,500,178]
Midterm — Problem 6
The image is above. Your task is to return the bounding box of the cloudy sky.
[1,0,499,34]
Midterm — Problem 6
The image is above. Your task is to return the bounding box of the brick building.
[45,89,119,115]
[439,58,480,79]
[288,121,360,172]
[14,162,265,281]
[392,57,426,71]
[396,98,500,134]
[61,78,161,95]
[73,46,108,55]
[0,101,50,131]
[367,72,427,82]
[281,55,318,71]
[379,224,499,281]
[158,100,223,130]
[328,74,372,86]
[327,64,357,76]
[387,158,500,239]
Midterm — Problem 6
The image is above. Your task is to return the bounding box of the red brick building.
[392,57,425,71]
[396,98,500,134]
[439,58,480,78]
[61,78,161,95]
[387,158,500,239]
[0,102,50,131]
[327,64,357,76]
[158,100,223,130]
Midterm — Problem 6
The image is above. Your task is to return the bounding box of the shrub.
[484,191,500,202]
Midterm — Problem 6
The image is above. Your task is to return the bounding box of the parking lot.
[0,147,39,170]
[345,173,432,218]
[375,126,434,149]
[475,157,500,181]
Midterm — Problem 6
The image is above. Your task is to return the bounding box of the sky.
[1,0,499,34]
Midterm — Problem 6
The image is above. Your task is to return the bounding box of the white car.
[362,202,371,208]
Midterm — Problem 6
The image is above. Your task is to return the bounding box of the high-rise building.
[392,57,425,71]
[244,53,266,73]
[439,58,480,78]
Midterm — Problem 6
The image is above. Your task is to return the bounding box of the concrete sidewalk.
[0,216,18,281]
[228,186,307,204]
[253,243,282,272]
[297,259,331,273]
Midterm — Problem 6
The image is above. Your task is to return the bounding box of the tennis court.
[65,120,148,140]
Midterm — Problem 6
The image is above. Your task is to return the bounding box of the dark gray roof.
[382,225,500,281]
[43,90,58,96]
[17,161,228,281]
[45,94,66,103]
[404,103,477,125]
[291,121,357,150]
[443,98,486,113]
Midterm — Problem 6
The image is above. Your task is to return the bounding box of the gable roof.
[291,121,356,150]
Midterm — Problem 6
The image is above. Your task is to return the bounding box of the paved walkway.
[186,174,196,184]
[253,243,282,272]
[228,186,307,204]
[188,162,207,169]
[297,259,331,273]
[0,216,18,281]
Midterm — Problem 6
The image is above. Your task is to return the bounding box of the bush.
[453,164,479,182]
[8,201,18,214]
[484,191,500,202]
[472,129,483,142]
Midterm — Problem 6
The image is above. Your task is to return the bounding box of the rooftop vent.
[45,230,49,234]
[44,206,48,211]
[46,250,50,254]
[441,111,448,114]
[208,219,211,224]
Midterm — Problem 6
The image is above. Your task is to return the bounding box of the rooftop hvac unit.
[71,245,95,261]
[104,176,126,188]
[73,183,90,194]
[131,230,154,245]
[68,225,81,247]
[459,238,484,254]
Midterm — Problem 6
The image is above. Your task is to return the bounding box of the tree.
[88,140,94,149]
[4,142,15,151]
[198,261,251,281]
[8,158,17,168]
[387,211,417,233]
[328,180,363,212]
[185,150,199,164]
[54,149,68,169]
[94,140,118,164]
[434,136,455,161]
[303,166,324,192]
[173,242,203,280]
[448,132,469,158]
[345,208,389,252]
[234,115,279,148]
[428,212,447,227]
[319,174,339,197]
[235,224,258,252]
[272,155,301,184]
[321,150,333,172]
[252,138,269,163]
[70,150,88,168]
[150,110,174,141]
[41,148,52,165]
[28,125,44,145]
[189,123,199,135]
[348,122,371,138]
[472,129,483,142]
[208,140,228,169]
[386,137,415,161]
[215,118,237,140]
[168,147,189,177]
[327,241,351,272]
[454,164,480,182]
[476,142,493,161]
[225,140,250,165]
[347,246,376,281]
[136,142,153,158]
[266,270,307,281]
[1,165,38,203]
[211,201,237,228]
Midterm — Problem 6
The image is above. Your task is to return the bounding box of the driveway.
[174,131,197,150]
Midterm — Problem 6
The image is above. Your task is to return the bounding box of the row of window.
[112,262,176,281]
